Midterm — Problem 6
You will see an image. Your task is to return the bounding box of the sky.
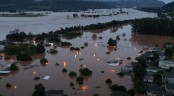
[160,0,174,3]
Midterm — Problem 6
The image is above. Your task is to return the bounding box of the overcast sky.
[160,0,174,3]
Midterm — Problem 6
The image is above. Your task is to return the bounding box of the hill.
[0,0,115,12]
[162,1,174,12]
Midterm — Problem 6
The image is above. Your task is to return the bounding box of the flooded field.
[0,8,157,40]
[0,24,174,96]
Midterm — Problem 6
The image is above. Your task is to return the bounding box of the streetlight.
[12,85,17,96]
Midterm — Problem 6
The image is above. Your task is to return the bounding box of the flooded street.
[0,24,174,96]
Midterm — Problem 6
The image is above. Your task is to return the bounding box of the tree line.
[132,18,174,36]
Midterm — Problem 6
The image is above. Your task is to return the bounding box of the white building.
[159,60,174,69]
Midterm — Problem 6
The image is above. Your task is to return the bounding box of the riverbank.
[0,8,157,40]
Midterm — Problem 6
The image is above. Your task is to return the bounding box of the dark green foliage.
[165,47,174,59]
[24,45,37,55]
[61,42,72,46]
[10,63,18,70]
[62,32,82,39]
[70,47,75,51]
[117,72,124,76]
[106,78,112,84]
[84,42,88,47]
[153,72,162,86]
[99,37,102,39]
[69,82,75,87]
[32,83,45,96]
[133,65,146,81]
[17,54,32,61]
[36,44,45,53]
[5,56,10,60]
[4,43,37,56]
[6,83,12,88]
[40,58,48,64]
[107,38,117,46]
[62,68,67,73]
[135,56,146,67]
[110,84,127,92]
[76,76,84,85]
[4,43,21,55]
[132,18,174,37]
[134,85,145,94]
[34,77,40,80]
[74,47,80,51]
[69,71,77,77]
[127,89,135,96]
[35,35,44,41]
[79,68,92,76]
[6,30,27,42]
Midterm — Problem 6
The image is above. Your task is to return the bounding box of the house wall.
[159,60,174,69]
[168,78,174,84]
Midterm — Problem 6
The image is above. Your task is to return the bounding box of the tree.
[127,89,135,96]
[153,72,162,86]
[32,83,45,96]
[107,38,117,46]
[135,85,145,94]
[17,53,32,61]
[10,64,18,70]
[79,68,92,76]
[133,65,146,81]
[40,58,48,64]
[110,84,127,92]
[106,78,112,84]
[24,45,37,55]
[135,56,146,67]
[6,83,12,88]
[36,44,45,53]
[165,47,173,58]
[69,71,77,77]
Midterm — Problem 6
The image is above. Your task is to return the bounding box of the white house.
[146,66,163,73]
[159,60,174,69]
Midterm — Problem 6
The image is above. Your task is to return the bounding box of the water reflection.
[1,24,174,96]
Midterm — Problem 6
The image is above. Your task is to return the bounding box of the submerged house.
[159,60,174,69]
[46,89,67,96]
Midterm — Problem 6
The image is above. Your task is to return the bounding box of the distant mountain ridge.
[84,0,165,8]
[0,0,165,12]
[0,0,114,12]
[162,1,174,11]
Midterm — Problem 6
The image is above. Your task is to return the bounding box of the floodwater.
[0,8,157,40]
[0,24,174,96]
[0,9,173,96]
